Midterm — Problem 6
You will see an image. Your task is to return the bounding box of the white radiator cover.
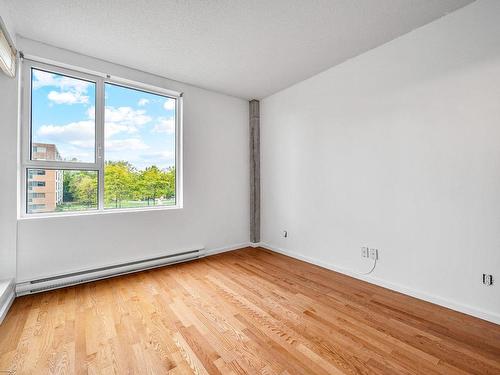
[16,247,206,295]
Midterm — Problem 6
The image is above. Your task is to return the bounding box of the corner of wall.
[0,279,15,325]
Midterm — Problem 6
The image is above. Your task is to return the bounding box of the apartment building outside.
[27,143,63,213]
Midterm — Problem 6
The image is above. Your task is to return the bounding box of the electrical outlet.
[282,230,288,238]
[483,274,494,286]
[369,248,378,260]
[361,247,369,258]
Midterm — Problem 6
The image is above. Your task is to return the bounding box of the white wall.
[0,0,16,41]
[0,0,18,280]
[15,37,249,281]
[261,0,500,323]
[0,73,17,281]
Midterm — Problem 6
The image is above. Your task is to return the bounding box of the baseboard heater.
[16,247,206,296]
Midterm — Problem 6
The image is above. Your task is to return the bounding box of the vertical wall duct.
[249,100,260,243]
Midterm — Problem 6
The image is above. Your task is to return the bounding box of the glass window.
[31,68,96,163]
[26,169,98,214]
[104,83,176,209]
[22,60,181,215]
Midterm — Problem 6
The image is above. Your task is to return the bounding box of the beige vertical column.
[249,100,260,243]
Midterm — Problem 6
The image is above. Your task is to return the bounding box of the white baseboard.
[205,242,253,256]
[260,243,500,325]
[205,241,262,256]
[0,279,15,325]
[10,241,495,325]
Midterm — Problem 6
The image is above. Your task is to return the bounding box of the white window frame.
[20,57,183,217]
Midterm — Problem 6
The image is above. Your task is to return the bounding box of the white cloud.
[105,106,151,127]
[87,106,152,130]
[105,122,132,138]
[37,121,95,148]
[87,106,96,119]
[140,150,174,161]
[138,98,149,106]
[163,98,176,111]
[48,90,89,105]
[152,117,175,134]
[106,138,149,151]
[67,140,95,148]
[32,70,91,93]
[32,71,57,89]
[33,70,93,106]
[32,70,59,89]
[103,106,152,139]
[50,143,94,162]
[127,150,174,170]
[36,105,153,151]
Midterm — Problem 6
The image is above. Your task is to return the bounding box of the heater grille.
[17,248,205,295]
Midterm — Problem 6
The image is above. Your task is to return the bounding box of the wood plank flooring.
[0,247,499,374]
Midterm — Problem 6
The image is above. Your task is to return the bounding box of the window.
[26,169,97,214]
[33,146,46,153]
[28,180,46,187]
[30,68,96,163]
[29,192,46,198]
[103,83,177,209]
[22,59,182,216]
[28,169,46,176]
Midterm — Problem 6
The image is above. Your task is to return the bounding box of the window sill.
[18,204,183,220]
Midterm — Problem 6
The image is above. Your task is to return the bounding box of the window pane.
[104,83,176,209]
[27,169,98,214]
[31,68,96,163]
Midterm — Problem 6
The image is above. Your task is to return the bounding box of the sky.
[31,68,176,170]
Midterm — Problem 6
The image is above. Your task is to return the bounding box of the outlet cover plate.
[369,248,378,260]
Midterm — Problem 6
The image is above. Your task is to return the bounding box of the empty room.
[0,0,499,373]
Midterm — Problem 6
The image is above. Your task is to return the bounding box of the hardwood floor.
[0,247,499,374]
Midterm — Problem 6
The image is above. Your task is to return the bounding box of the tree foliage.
[60,162,175,209]
[137,165,175,206]
[104,161,135,208]
[73,173,98,207]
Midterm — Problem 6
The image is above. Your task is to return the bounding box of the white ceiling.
[5,0,473,99]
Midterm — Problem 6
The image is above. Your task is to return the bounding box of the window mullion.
[96,77,105,211]
[20,59,31,216]
[24,160,99,170]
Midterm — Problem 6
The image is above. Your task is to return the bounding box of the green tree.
[104,161,135,208]
[63,171,75,202]
[73,174,98,207]
[138,165,169,205]
[164,167,175,199]
[57,171,97,210]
